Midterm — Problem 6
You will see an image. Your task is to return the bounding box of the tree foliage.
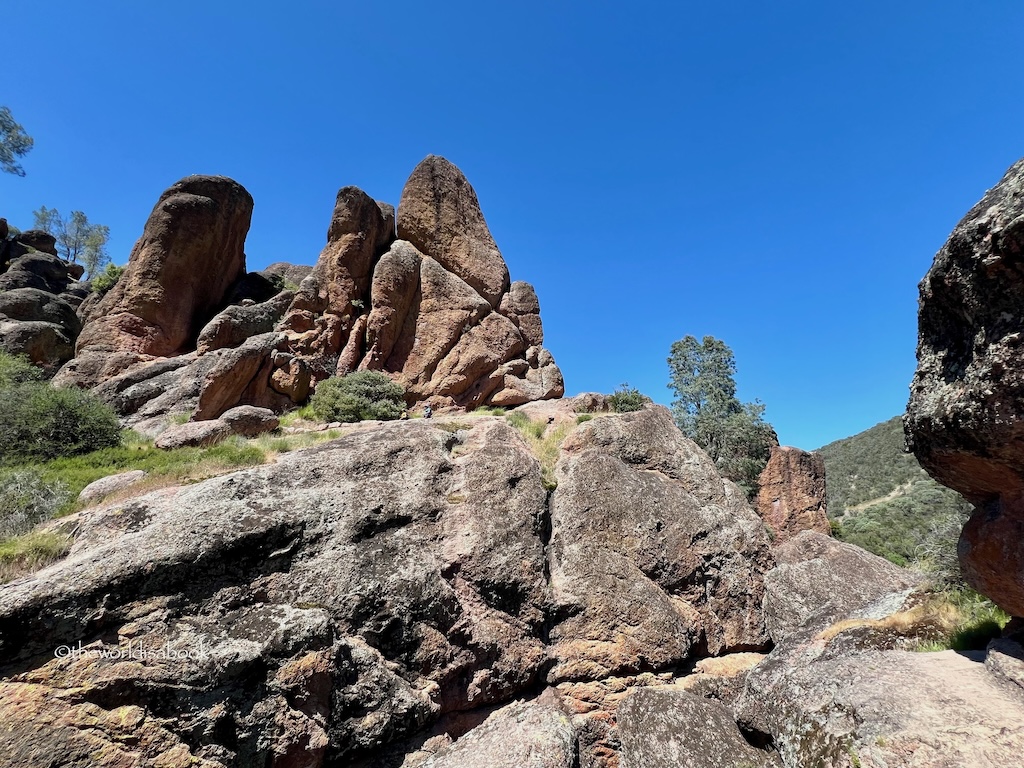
[32,207,110,277]
[0,106,33,176]
[309,370,406,423]
[667,335,776,497]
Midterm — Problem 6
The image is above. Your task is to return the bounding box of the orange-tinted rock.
[76,176,252,357]
[397,155,510,308]
[755,445,830,545]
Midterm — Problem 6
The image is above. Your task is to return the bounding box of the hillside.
[817,416,971,567]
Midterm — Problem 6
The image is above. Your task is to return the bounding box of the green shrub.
[0,469,71,539]
[609,383,649,413]
[0,382,123,463]
[0,351,42,388]
[90,263,125,295]
[576,414,594,424]
[309,370,406,423]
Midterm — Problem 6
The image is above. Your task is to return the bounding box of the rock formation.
[61,175,253,391]
[906,157,1024,615]
[5,405,1023,766]
[50,156,562,426]
[0,227,88,372]
[755,445,830,544]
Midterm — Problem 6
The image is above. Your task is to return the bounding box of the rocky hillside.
[818,416,970,566]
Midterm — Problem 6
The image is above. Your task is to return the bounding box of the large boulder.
[755,446,830,545]
[906,157,1024,615]
[762,531,922,643]
[618,688,778,768]
[397,155,510,308]
[75,175,253,358]
[546,406,772,682]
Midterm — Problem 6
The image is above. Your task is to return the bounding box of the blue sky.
[3,1,1023,449]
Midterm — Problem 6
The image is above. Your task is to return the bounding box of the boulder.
[13,230,57,257]
[737,629,1024,767]
[0,319,75,372]
[763,531,921,643]
[154,419,232,449]
[75,175,253,357]
[78,470,148,505]
[546,406,772,681]
[0,251,74,294]
[498,280,544,347]
[906,157,1024,615]
[196,289,294,354]
[755,445,830,544]
[0,288,81,334]
[618,688,778,768]
[261,261,313,289]
[418,696,578,768]
[397,155,510,308]
[219,405,280,437]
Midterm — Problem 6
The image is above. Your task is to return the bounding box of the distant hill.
[816,416,971,567]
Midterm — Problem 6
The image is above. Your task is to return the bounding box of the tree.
[0,106,33,176]
[32,207,110,278]
[667,335,777,497]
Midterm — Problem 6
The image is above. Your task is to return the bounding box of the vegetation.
[506,412,571,490]
[0,351,42,387]
[667,335,776,498]
[608,383,649,412]
[0,469,71,539]
[32,206,111,278]
[90,263,124,295]
[0,531,72,583]
[819,416,971,575]
[309,370,406,423]
[914,589,1011,652]
[0,106,33,176]
[0,380,123,464]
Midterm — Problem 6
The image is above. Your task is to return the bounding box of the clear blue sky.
[4,1,1023,449]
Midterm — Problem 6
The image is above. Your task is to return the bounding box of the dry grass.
[0,531,73,583]
[505,413,572,490]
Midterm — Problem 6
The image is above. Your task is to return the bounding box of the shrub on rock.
[0,351,42,387]
[309,370,405,423]
[0,382,122,463]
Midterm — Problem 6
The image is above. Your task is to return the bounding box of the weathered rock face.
[75,175,253,359]
[397,155,510,308]
[0,230,87,372]
[59,158,562,423]
[906,157,1024,615]
[0,409,777,767]
[755,446,830,545]
[548,407,772,682]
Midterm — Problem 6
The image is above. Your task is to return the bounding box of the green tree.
[32,207,110,277]
[0,107,33,176]
[667,335,776,497]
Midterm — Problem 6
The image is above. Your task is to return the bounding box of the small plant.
[309,370,406,423]
[576,414,594,424]
[0,382,122,464]
[912,588,1011,652]
[472,406,506,416]
[90,263,124,294]
[0,469,71,539]
[506,413,571,490]
[609,383,649,413]
[506,411,530,430]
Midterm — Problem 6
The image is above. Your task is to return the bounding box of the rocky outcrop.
[74,176,253,361]
[55,158,561,422]
[397,155,509,308]
[755,446,830,544]
[0,408,774,766]
[906,157,1024,615]
[0,229,87,372]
